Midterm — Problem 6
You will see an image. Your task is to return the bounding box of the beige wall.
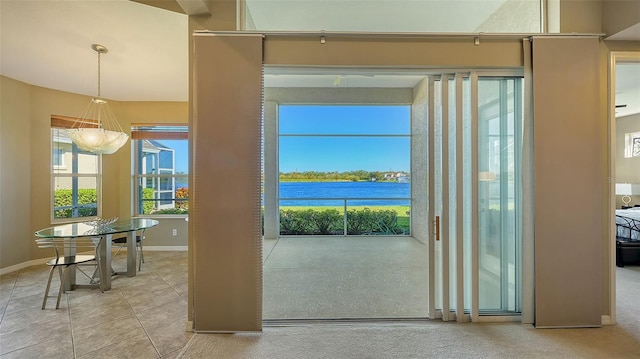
[603,0,640,37]
[0,75,188,271]
[0,77,33,269]
[558,0,603,34]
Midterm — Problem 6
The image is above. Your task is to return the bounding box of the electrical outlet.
[172,229,177,236]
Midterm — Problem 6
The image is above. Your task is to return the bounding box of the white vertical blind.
[454,73,466,322]
[427,76,437,319]
[440,75,451,322]
[469,71,479,322]
[521,37,535,324]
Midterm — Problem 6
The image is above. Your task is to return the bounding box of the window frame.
[277,104,412,236]
[132,125,188,217]
[51,117,101,223]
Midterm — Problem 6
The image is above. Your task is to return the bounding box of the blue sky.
[160,105,410,174]
[279,105,410,173]
[161,140,188,173]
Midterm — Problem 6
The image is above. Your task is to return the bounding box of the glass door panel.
[429,73,523,321]
[477,78,522,313]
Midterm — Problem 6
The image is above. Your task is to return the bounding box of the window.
[53,148,65,167]
[278,105,411,236]
[132,125,188,215]
[51,124,100,221]
[244,1,542,33]
[625,131,640,158]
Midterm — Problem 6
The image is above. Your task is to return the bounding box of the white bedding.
[616,208,640,221]
[616,208,640,240]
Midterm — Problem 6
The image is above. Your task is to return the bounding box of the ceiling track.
[195,30,606,41]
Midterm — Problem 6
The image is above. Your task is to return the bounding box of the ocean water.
[279,181,410,206]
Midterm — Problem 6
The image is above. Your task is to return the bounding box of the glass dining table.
[35,218,158,291]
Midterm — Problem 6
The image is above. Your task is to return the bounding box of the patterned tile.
[76,331,159,359]
[72,314,147,357]
[0,315,71,355]
[0,336,74,359]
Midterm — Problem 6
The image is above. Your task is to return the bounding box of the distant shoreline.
[279,179,399,183]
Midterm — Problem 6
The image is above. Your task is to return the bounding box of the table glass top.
[35,218,159,238]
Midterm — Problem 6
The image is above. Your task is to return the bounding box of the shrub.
[175,187,189,210]
[346,208,374,235]
[154,208,188,215]
[141,188,155,215]
[311,209,342,234]
[280,207,407,235]
[54,189,98,218]
[346,208,406,235]
[280,209,314,235]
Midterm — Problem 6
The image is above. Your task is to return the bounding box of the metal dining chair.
[111,229,146,271]
[35,236,105,309]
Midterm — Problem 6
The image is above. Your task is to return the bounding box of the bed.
[615,208,640,267]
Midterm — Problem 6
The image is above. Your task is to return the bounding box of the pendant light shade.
[67,44,128,154]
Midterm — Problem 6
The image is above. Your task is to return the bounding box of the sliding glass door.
[477,78,522,313]
[429,73,523,321]
[262,68,523,321]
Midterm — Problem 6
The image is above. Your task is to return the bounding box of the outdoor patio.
[263,236,429,319]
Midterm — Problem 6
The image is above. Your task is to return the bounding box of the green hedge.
[141,188,188,215]
[141,188,155,214]
[279,208,409,236]
[54,189,98,218]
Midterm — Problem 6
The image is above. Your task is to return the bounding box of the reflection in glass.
[477,78,522,313]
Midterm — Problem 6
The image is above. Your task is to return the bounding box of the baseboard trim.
[144,246,188,251]
[107,246,188,252]
[601,315,614,325]
[0,259,44,276]
[0,246,188,275]
[477,315,522,323]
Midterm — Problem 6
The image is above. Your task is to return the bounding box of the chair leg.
[56,266,69,309]
[42,266,56,310]
[112,244,124,260]
[95,258,104,293]
[138,242,144,271]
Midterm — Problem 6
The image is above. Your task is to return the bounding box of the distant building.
[383,172,409,182]
[138,139,176,210]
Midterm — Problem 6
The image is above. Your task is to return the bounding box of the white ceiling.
[0,0,638,117]
[1,0,189,102]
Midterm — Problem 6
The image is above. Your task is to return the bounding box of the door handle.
[435,216,440,241]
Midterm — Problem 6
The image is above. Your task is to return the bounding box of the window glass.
[53,148,64,167]
[244,1,542,33]
[52,128,99,220]
[625,131,640,158]
[132,126,188,216]
[280,106,410,135]
[279,105,411,236]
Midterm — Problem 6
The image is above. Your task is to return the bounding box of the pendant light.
[67,44,128,154]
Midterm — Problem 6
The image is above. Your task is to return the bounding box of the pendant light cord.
[97,50,101,98]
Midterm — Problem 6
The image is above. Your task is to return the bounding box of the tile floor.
[2,241,638,358]
[0,251,190,358]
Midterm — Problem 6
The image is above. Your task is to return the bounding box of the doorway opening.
[261,68,524,321]
[610,52,640,325]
